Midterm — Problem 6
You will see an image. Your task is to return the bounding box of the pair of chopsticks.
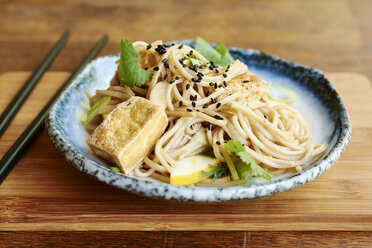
[0,31,108,184]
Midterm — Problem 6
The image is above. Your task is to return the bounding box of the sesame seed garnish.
[218,85,222,88]
[213,115,224,120]
[196,109,200,112]
[223,81,227,87]
[186,84,190,90]
[216,141,221,145]
[164,74,168,80]
[173,119,177,125]
[146,44,152,50]
[197,72,204,78]
[153,67,159,71]
[223,73,227,78]
[179,101,183,107]
[191,78,198,82]
[211,98,216,103]
[162,58,168,63]
[189,50,193,55]
[187,108,192,112]
[169,80,175,84]
[202,104,209,109]
[164,62,169,68]
[243,80,249,83]
[214,83,218,89]
[178,44,184,49]
[209,65,214,70]
[216,103,221,109]
[205,91,210,97]
[194,95,198,100]
[215,69,219,73]
[192,101,196,107]
[209,82,214,86]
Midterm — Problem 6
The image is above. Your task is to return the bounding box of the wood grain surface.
[0,71,371,233]
[2,0,372,246]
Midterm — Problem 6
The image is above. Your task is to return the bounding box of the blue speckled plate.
[46,41,351,202]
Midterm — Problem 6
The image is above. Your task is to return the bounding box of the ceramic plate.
[46,41,351,202]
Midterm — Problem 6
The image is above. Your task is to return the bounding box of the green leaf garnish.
[85,96,111,124]
[202,164,227,182]
[199,148,216,158]
[181,54,206,67]
[225,140,273,181]
[119,39,152,88]
[195,37,234,67]
[110,166,121,173]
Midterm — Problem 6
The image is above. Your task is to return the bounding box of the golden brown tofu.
[87,96,168,174]
[217,71,268,109]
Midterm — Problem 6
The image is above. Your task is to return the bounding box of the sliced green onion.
[268,86,298,105]
[85,96,111,124]
[110,166,121,173]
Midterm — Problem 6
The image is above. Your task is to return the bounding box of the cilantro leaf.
[202,164,227,182]
[119,39,152,88]
[195,37,234,67]
[225,140,273,181]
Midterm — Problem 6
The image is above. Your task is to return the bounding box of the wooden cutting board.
[0,72,371,231]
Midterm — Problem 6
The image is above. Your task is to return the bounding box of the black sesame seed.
[183,63,187,67]
[207,123,211,130]
[153,67,159,71]
[191,78,198,82]
[223,73,227,78]
[179,101,183,107]
[215,69,219,73]
[205,91,210,97]
[194,95,198,100]
[211,98,216,103]
[169,80,175,84]
[209,82,214,86]
[197,72,204,78]
[209,65,214,70]
[196,109,200,112]
[213,115,224,120]
[164,74,168,80]
[218,85,222,88]
[243,80,249,83]
[164,62,169,68]
[216,103,221,109]
[175,76,179,80]
[192,101,196,107]
[186,84,190,90]
[162,58,168,63]
[216,141,221,145]
[173,119,177,125]
[202,104,209,109]
[178,44,184,49]
[146,44,152,50]
[214,83,218,89]
[187,108,192,112]
[159,50,166,55]
[189,50,193,55]
[223,81,227,87]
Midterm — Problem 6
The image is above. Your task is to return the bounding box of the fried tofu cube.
[87,96,168,174]
[217,71,269,109]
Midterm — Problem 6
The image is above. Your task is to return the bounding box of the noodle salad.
[83,37,325,187]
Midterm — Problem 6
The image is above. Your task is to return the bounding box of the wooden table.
[1,0,372,247]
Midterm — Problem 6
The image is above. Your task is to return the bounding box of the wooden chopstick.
[0,34,109,184]
[0,31,70,138]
